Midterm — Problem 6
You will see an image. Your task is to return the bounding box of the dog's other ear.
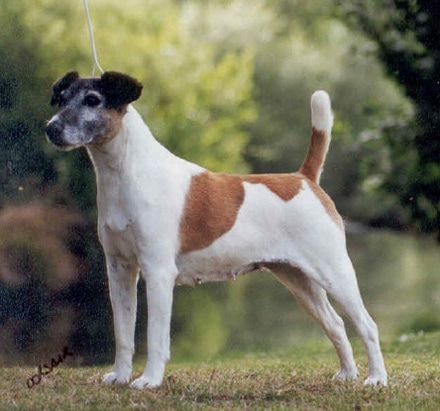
[99,71,143,109]
[51,71,79,106]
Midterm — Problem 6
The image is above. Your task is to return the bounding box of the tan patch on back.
[179,172,305,254]
[244,174,343,230]
[179,171,343,254]
[179,172,245,254]
[242,174,303,201]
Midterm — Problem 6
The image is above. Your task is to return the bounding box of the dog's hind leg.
[319,258,387,386]
[103,257,139,385]
[130,261,176,390]
[271,266,359,382]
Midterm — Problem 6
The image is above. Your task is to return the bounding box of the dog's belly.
[175,233,302,286]
[175,211,309,284]
[175,258,264,286]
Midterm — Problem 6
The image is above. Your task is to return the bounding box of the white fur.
[310,90,333,184]
[311,90,333,132]
[77,102,386,389]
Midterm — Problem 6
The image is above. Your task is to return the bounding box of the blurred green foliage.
[336,0,440,238]
[0,0,416,221]
[0,0,437,364]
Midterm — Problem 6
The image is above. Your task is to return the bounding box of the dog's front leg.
[102,256,139,385]
[130,263,176,389]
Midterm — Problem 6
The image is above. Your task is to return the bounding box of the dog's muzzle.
[46,121,67,148]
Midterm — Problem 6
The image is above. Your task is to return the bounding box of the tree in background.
[336,0,440,239]
[0,3,57,205]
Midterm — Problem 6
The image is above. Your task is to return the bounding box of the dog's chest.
[95,180,142,258]
[97,183,134,232]
[98,206,137,259]
[101,204,132,233]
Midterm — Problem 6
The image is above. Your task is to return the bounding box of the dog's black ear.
[99,71,143,108]
[51,71,79,106]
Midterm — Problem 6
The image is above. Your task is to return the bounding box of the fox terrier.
[46,71,387,389]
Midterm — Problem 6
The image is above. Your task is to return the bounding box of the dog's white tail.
[299,90,333,184]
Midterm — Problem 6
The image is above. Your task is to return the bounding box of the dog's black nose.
[46,121,65,146]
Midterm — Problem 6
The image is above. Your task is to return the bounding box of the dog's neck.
[86,106,174,177]
[86,105,204,193]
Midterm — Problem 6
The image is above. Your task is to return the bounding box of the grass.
[1,332,440,410]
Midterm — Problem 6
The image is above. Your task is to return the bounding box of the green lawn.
[1,332,440,410]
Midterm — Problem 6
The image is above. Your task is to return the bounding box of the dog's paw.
[130,375,162,390]
[363,375,388,387]
[332,368,359,383]
[103,370,131,385]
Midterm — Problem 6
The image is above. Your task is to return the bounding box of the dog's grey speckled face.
[46,71,143,150]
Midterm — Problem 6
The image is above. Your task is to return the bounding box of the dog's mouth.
[45,135,76,151]
[45,122,89,151]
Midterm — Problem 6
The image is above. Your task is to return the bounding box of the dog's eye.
[58,97,67,108]
[83,94,101,107]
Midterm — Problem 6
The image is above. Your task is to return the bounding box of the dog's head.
[46,71,143,150]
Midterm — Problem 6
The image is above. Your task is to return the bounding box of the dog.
[46,71,387,389]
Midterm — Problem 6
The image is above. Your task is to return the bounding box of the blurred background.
[0,0,439,365]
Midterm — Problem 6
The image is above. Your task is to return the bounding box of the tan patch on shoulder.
[179,171,245,254]
[242,174,303,201]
